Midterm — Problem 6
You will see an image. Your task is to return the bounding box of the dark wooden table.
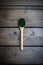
[0,0,43,64]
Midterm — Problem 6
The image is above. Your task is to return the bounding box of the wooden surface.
[0,0,43,5]
[0,28,43,46]
[0,0,43,64]
[0,10,43,27]
[0,47,43,64]
[0,0,43,10]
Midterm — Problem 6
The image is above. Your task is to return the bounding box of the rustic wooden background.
[0,0,43,64]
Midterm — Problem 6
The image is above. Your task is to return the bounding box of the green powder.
[18,18,25,27]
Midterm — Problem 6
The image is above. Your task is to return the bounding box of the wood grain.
[0,10,43,27]
[0,47,43,64]
[0,0,43,6]
[0,28,43,45]
[0,0,43,64]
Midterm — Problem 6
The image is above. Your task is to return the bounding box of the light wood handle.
[20,27,24,50]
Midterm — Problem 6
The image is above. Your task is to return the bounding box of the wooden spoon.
[18,18,25,50]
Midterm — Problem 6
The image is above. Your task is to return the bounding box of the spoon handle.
[20,27,24,50]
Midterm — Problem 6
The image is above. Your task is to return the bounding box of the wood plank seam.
[0,45,43,47]
[0,26,43,28]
